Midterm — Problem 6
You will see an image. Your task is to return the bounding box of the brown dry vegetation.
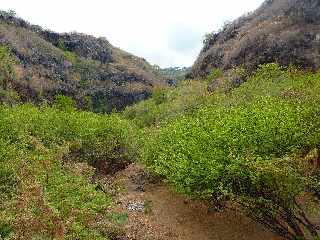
[190,0,320,78]
[0,11,164,112]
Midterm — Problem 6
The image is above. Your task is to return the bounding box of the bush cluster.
[140,64,320,239]
[123,80,208,127]
[0,104,137,239]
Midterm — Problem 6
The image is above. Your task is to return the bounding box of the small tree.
[203,33,214,46]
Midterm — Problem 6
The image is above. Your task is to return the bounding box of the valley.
[1,1,320,239]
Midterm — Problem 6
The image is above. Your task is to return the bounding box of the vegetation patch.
[0,104,138,239]
[140,64,320,239]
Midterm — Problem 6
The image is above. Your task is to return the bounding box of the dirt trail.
[107,164,282,240]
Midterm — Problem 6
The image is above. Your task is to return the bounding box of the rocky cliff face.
[190,0,320,78]
[0,10,163,112]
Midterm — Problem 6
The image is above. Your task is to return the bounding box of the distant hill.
[0,10,164,112]
[189,0,320,78]
[152,66,191,86]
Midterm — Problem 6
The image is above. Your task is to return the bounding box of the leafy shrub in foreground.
[0,105,136,239]
[141,66,320,239]
[143,98,320,193]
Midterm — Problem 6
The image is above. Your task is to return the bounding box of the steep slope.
[0,10,164,112]
[190,0,320,78]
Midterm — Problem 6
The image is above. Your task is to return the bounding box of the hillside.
[0,10,164,112]
[189,0,320,78]
[1,1,320,240]
[126,63,320,239]
[152,66,191,86]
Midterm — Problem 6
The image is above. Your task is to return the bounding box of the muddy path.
[100,164,282,240]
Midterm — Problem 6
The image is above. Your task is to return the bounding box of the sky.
[1,0,265,68]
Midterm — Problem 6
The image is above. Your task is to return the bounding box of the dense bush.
[1,62,320,239]
[0,104,137,239]
[53,94,76,111]
[141,64,320,239]
[123,80,208,127]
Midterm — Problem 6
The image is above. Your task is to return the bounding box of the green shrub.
[0,167,18,200]
[141,65,320,239]
[57,39,66,50]
[0,104,137,239]
[0,221,11,239]
[63,50,79,66]
[53,94,76,111]
[0,45,16,90]
[67,113,138,168]
[123,80,208,127]
[78,95,93,111]
[152,87,168,105]
[0,89,20,105]
[206,68,222,82]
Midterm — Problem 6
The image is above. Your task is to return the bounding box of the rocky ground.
[97,163,282,240]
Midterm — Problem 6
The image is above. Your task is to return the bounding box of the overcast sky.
[2,0,264,68]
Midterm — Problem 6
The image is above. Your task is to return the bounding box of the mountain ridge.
[189,0,320,78]
[0,10,164,112]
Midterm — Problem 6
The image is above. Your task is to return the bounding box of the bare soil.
[105,163,282,240]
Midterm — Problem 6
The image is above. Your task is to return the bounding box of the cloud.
[167,24,202,54]
[1,0,265,68]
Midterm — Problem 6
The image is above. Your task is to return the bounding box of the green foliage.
[67,113,138,166]
[83,95,93,111]
[44,166,112,217]
[57,39,66,51]
[63,50,79,66]
[53,94,76,111]
[152,65,190,81]
[203,32,215,45]
[152,87,168,105]
[140,64,320,239]
[1,62,320,239]
[0,89,20,105]
[108,212,128,225]
[143,98,319,194]
[0,45,16,90]
[206,68,222,82]
[0,167,18,200]
[314,236,320,240]
[0,221,11,239]
[0,104,137,239]
[123,80,208,127]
